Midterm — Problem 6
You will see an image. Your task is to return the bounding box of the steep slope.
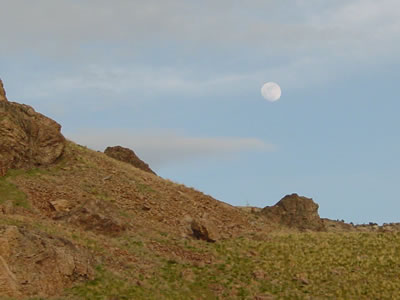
[0,79,258,298]
[8,140,254,239]
[1,140,259,299]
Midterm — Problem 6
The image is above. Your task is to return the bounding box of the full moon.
[261,82,281,102]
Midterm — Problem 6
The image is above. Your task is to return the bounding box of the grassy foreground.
[61,231,400,299]
[2,142,399,299]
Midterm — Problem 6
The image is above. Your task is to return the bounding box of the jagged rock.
[0,79,7,102]
[0,80,65,176]
[0,225,94,298]
[0,256,21,298]
[104,145,156,175]
[50,199,73,212]
[191,218,220,242]
[261,193,325,231]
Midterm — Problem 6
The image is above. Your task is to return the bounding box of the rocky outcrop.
[0,225,94,298]
[261,194,325,231]
[56,199,127,236]
[190,218,220,242]
[0,80,65,176]
[104,145,156,175]
[0,79,7,102]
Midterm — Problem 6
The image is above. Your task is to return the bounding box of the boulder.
[50,199,73,212]
[261,193,325,231]
[191,218,220,242]
[0,80,65,176]
[104,145,156,175]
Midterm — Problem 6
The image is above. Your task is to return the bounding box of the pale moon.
[261,82,282,102]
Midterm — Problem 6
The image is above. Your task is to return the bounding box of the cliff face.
[0,79,65,176]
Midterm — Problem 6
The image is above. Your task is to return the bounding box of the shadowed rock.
[104,145,156,175]
[56,199,127,236]
[261,193,325,231]
[0,81,65,176]
[191,218,220,242]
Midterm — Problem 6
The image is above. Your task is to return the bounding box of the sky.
[1,0,400,224]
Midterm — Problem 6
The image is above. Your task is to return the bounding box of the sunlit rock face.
[0,79,7,102]
[0,79,65,176]
[261,193,326,231]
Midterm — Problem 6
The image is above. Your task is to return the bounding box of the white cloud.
[2,0,399,57]
[66,129,276,168]
[2,0,400,104]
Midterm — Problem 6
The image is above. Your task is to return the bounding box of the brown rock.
[0,225,94,298]
[0,81,65,176]
[58,199,127,236]
[254,294,275,300]
[0,255,21,298]
[191,218,220,242]
[50,199,73,212]
[293,273,310,285]
[1,200,15,215]
[261,193,325,231]
[0,79,7,102]
[104,145,156,175]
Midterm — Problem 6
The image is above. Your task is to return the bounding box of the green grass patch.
[136,182,157,194]
[0,167,49,209]
[61,232,400,299]
[0,176,29,208]
[68,265,149,300]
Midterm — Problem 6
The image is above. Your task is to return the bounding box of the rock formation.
[55,199,127,236]
[104,145,156,175]
[190,218,220,242]
[261,193,325,231]
[0,225,93,298]
[0,79,65,176]
[0,79,7,102]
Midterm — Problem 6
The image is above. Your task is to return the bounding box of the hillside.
[2,79,400,299]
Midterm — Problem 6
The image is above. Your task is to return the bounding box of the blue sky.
[1,0,400,223]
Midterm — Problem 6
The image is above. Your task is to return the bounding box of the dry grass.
[61,231,400,299]
[3,141,400,299]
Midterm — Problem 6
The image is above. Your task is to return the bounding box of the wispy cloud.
[2,0,400,108]
[67,129,276,168]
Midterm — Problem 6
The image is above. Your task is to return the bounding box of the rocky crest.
[104,145,156,175]
[0,79,7,102]
[0,79,66,176]
[261,193,325,231]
